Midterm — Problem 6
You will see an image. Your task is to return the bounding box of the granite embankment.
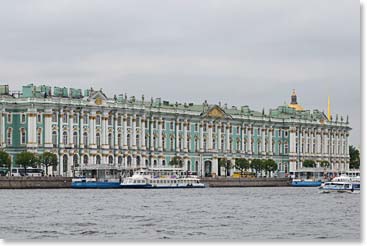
[200,177,292,187]
[0,176,72,189]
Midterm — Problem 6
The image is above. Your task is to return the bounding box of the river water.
[0,187,360,240]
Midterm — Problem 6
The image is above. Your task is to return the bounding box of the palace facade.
[0,84,351,177]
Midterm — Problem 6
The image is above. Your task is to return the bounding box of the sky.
[0,0,360,146]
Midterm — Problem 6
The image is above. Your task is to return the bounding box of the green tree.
[0,150,11,176]
[219,158,233,176]
[235,158,250,176]
[169,156,183,168]
[320,160,330,169]
[250,159,262,177]
[303,159,316,168]
[263,159,278,177]
[15,152,39,175]
[349,145,360,169]
[39,152,58,175]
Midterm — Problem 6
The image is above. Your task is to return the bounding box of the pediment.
[201,105,232,119]
[89,90,108,105]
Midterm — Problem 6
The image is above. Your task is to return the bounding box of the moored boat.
[71,177,121,189]
[319,174,360,193]
[120,168,205,189]
[292,179,322,187]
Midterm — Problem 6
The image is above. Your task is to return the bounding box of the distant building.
[0,84,351,177]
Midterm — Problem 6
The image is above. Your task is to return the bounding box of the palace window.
[212,139,216,149]
[52,112,57,122]
[73,132,78,146]
[108,116,112,125]
[118,134,121,147]
[96,155,101,165]
[117,115,122,126]
[203,139,207,151]
[108,133,113,148]
[118,156,122,164]
[62,113,68,123]
[73,155,78,166]
[179,137,182,150]
[170,137,174,151]
[83,114,88,124]
[37,128,42,145]
[37,114,41,123]
[52,131,58,147]
[237,127,240,134]
[108,156,113,164]
[178,122,182,131]
[170,121,174,130]
[187,136,190,150]
[96,133,101,148]
[161,119,164,129]
[195,123,198,131]
[284,142,289,154]
[83,132,88,146]
[257,141,261,154]
[127,116,131,127]
[203,124,206,132]
[73,114,78,124]
[63,132,68,145]
[21,114,26,124]
[162,136,165,150]
[96,115,101,125]
[186,123,190,131]
[20,128,26,144]
[127,134,131,147]
[7,113,12,124]
[127,156,132,166]
[221,126,224,133]
[153,121,156,129]
[136,134,140,147]
[195,138,199,152]
[83,155,88,165]
[221,139,224,150]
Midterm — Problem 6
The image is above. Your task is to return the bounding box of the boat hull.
[292,181,322,187]
[119,184,206,189]
[71,181,121,189]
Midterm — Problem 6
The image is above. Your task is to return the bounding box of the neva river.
[0,187,360,240]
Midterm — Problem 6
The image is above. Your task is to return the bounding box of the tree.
[219,158,233,176]
[0,150,11,176]
[235,158,250,176]
[250,159,262,177]
[320,160,330,169]
[39,152,58,175]
[263,159,278,177]
[15,152,39,175]
[303,159,316,168]
[349,145,360,169]
[169,156,183,168]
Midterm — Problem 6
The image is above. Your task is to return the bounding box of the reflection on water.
[0,187,360,240]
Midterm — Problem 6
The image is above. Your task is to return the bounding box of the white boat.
[120,168,205,189]
[319,174,360,193]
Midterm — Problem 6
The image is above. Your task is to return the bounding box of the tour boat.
[71,177,121,189]
[120,168,206,189]
[319,175,360,193]
[292,179,323,187]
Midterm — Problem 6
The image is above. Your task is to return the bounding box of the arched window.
[213,139,216,150]
[52,131,57,147]
[187,161,191,171]
[96,155,101,164]
[96,133,101,148]
[195,138,198,151]
[195,161,199,172]
[7,128,12,145]
[62,113,68,123]
[145,159,149,167]
[83,155,88,165]
[179,137,182,150]
[136,134,140,148]
[118,156,122,164]
[73,132,78,146]
[221,139,224,150]
[203,139,207,151]
[63,132,68,145]
[153,137,156,149]
[83,132,88,146]
[162,160,165,166]
[170,137,174,151]
[127,156,132,166]
[136,156,141,166]
[162,136,165,150]
[108,156,113,164]
[83,114,88,124]
[108,133,113,148]
[37,128,42,145]
[153,160,157,167]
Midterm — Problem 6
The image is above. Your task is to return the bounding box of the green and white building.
[0,84,351,177]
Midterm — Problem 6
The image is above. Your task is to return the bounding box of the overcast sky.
[0,0,360,146]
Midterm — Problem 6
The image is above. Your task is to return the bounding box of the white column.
[247,126,252,154]
[176,120,180,151]
[69,110,74,147]
[268,127,273,155]
[289,127,296,154]
[150,118,154,151]
[199,122,204,152]
[158,118,163,151]
[316,129,321,154]
[241,125,245,153]
[44,109,53,148]
[261,128,266,155]
[123,114,128,149]
[141,116,146,150]
[217,123,222,152]
[0,111,4,146]
[226,123,230,152]
[183,120,188,152]
[114,113,118,149]
[132,114,137,149]
[79,111,84,147]
[59,110,64,147]
[208,122,213,151]
[89,111,96,147]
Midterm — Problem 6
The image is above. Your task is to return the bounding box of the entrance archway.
[204,160,212,177]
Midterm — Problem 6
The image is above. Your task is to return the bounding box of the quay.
[200,177,292,187]
[0,176,72,189]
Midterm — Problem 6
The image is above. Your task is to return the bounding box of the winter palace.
[0,84,351,177]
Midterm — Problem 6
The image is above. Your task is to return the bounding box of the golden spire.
[327,96,331,121]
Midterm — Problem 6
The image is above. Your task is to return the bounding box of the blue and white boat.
[120,168,205,189]
[319,175,360,193]
[292,179,322,187]
[71,177,121,189]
